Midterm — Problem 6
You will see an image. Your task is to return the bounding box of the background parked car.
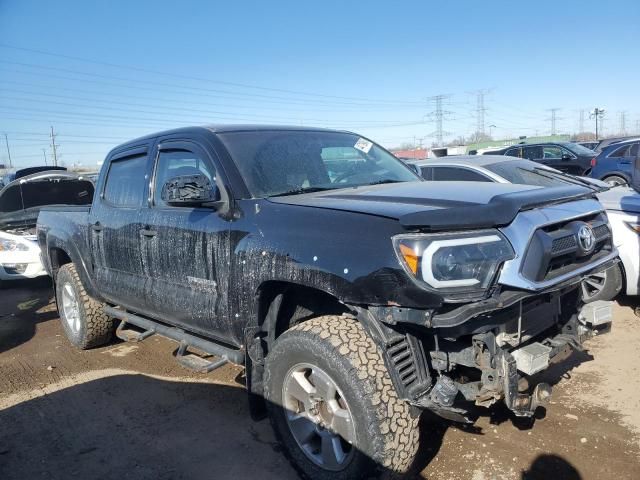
[408,155,624,302]
[589,138,640,187]
[484,142,596,176]
[576,141,600,151]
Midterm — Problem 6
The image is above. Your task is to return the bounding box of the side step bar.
[104,306,244,366]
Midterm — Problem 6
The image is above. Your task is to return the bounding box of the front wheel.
[264,316,420,479]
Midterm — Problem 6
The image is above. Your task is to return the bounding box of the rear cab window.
[430,166,491,182]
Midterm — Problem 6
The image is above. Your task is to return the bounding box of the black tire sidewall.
[265,331,385,479]
[56,266,89,348]
[583,264,623,303]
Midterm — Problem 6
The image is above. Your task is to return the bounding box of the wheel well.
[257,282,350,343]
[49,247,72,278]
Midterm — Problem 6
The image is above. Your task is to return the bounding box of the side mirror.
[161,174,220,207]
[561,153,572,160]
[408,164,421,176]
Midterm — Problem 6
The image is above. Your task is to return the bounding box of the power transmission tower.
[589,108,605,140]
[618,111,627,136]
[42,148,48,166]
[50,126,59,167]
[426,95,452,147]
[471,89,490,136]
[578,109,585,133]
[3,133,12,168]
[547,108,561,136]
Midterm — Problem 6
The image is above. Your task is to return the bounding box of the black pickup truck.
[38,125,617,478]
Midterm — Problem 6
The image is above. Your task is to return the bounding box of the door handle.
[91,222,103,232]
[140,228,157,238]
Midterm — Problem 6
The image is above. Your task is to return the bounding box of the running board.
[175,341,229,373]
[104,306,244,365]
[116,321,155,342]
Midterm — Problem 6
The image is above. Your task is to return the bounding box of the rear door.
[89,146,151,312]
[138,138,233,343]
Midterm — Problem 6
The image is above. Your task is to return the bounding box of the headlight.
[0,238,30,252]
[393,230,515,295]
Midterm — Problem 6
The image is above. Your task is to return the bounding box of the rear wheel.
[264,316,420,479]
[56,263,114,349]
[603,175,628,187]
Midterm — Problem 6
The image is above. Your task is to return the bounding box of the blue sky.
[0,0,639,168]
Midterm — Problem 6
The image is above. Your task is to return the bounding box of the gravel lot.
[1,278,639,479]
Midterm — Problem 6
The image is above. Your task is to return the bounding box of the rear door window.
[505,147,521,157]
[523,146,543,160]
[431,166,492,182]
[103,155,148,207]
[543,146,563,159]
[420,166,433,180]
[609,145,632,158]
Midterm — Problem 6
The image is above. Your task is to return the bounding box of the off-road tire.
[56,263,114,349]
[264,316,420,479]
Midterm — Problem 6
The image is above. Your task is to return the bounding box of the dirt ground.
[1,278,639,479]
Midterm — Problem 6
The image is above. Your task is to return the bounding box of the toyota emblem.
[577,224,595,253]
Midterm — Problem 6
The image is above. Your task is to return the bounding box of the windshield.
[563,142,595,156]
[485,160,578,187]
[217,130,420,197]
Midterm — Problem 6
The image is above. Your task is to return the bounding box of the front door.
[90,148,150,313]
[138,139,233,344]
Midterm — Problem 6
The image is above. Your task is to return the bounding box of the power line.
[0,43,426,104]
[0,60,424,108]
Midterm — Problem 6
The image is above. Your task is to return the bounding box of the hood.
[269,181,595,231]
[0,172,94,229]
[597,186,640,214]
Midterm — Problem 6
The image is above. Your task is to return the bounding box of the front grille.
[521,212,613,282]
[551,235,577,253]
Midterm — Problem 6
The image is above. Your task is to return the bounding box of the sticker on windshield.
[354,138,373,154]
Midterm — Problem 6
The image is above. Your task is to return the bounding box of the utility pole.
[4,133,12,168]
[547,108,561,136]
[618,111,627,136]
[590,108,605,140]
[50,126,59,167]
[42,148,48,166]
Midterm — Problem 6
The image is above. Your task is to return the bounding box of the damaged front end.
[364,198,618,422]
[364,281,614,423]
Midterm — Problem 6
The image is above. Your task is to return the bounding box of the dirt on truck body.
[37,125,619,478]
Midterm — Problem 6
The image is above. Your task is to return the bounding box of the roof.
[407,154,516,168]
[107,124,355,156]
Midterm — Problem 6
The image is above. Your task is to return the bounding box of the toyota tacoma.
[37,125,617,478]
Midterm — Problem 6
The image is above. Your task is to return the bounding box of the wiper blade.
[366,179,404,186]
[270,186,336,197]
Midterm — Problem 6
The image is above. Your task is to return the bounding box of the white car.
[408,155,626,301]
[0,170,94,285]
[597,187,640,296]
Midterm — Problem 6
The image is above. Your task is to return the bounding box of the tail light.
[590,157,597,167]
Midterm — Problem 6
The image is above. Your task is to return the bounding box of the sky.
[0,0,639,168]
